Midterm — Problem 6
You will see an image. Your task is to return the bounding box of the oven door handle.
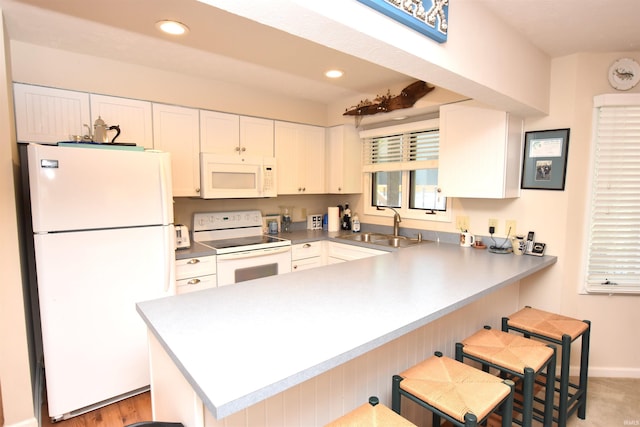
[217,246,291,261]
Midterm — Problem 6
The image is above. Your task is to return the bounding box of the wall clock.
[608,58,640,91]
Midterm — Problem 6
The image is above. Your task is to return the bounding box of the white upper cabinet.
[239,116,274,157]
[14,83,90,144]
[152,103,200,197]
[89,94,153,148]
[275,121,326,195]
[200,111,274,157]
[439,100,523,199]
[326,124,362,194]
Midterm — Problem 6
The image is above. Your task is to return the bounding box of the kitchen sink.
[336,233,427,248]
[337,232,386,243]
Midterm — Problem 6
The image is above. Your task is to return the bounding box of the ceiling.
[1,0,639,106]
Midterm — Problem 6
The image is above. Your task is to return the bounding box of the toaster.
[175,224,191,249]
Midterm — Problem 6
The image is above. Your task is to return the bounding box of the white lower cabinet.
[291,240,387,270]
[291,241,323,272]
[175,255,217,294]
[326,241,387,263]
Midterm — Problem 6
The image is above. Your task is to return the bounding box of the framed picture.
[521,128,570,190]
[356,0,448,43]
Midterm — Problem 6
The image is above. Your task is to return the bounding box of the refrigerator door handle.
[165,225,176,294]
[159,152,174,225]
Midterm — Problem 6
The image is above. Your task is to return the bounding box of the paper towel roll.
[328,207,340,232]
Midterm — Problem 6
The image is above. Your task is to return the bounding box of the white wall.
[0,10,38,427]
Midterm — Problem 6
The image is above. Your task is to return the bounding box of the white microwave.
[200,153,277,199]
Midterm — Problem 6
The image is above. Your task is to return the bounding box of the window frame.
[582,93,640,294]
[360,119,451,222]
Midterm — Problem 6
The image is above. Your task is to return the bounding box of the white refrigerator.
[26,143,176,421]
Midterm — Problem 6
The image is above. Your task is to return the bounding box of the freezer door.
[27,143,173,233]
[34,225,175,419]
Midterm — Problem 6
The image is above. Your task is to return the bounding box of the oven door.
[216,246,292,287]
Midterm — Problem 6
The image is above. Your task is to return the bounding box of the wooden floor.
[42,392,152,427]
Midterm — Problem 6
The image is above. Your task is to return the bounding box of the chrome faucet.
[377,206,402,236]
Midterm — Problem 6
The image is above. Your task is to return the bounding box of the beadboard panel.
[195,284,519,427]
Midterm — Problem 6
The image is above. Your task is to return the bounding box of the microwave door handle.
[217,246,291,261]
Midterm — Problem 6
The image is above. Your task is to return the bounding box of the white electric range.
[193,210,291,286]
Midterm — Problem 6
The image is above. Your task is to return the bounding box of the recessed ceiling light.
[325,69,344,78]
[155,20,189,35]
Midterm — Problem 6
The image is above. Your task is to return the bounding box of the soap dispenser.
[352,213,361,232]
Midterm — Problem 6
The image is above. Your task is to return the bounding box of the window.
[360,119,449,221]
[585,94,640,294]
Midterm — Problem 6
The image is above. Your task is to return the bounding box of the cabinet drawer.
[291,241,322,260]
[176,255,216,280]
[327,242,387,261]
[176,274,217,294]
[292,257,322,272]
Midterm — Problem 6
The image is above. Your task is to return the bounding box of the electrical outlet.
[488,218,499,234]
[456,215,470,231]
[505,220,517,237]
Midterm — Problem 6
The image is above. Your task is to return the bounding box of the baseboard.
[3,417,39,427]
[574,366,640,378]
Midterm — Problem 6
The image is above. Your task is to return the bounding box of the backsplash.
[173,194,361,229]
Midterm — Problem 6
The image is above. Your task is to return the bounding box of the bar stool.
[502,306,591,427]
[391,352,515,427]
[455,326,556,427]
[325,396,416,426]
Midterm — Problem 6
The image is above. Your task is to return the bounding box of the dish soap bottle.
[282,208,292,232]
[352,213,360,232]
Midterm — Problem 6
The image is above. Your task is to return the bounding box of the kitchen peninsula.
[136,239,556,427]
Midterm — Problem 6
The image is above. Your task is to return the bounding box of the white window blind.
[362,129,439,172]
[586,94,640,293]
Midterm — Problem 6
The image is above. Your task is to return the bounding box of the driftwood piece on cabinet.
[343,80,434,116]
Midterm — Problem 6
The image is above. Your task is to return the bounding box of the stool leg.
[522,367,534,427]
[501,379,515,427]
[558,334,571,427]
[463,412,477,427]
[578,321,591,419]
[391,375,402,414]
[544,346,556,427]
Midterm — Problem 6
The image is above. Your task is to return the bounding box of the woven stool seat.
[461,328,554,374]
[457,327,556,427]
[392,353,514,427]
[503,306,591,427]
[505,306,589,341]
[325,396,416,426]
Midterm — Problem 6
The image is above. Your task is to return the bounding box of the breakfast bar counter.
[137,241,556,427]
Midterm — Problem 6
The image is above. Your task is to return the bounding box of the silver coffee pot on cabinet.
[85,116,121,143]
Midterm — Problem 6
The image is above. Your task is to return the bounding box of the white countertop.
[138,241,556,420]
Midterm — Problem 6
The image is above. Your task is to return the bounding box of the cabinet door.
[302,124,326,193]
[200,110,240,155]
[14,83,90,144]
[439,101,523,199]
[275,121,325,194]
[153,104,200,197]
[240,116,274,157]
[327,124,362,194]
[90,94,153,148]
[275,121,304,194]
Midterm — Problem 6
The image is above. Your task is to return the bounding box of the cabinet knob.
[235,146,240,152]
[303,243,311,248]
[241,147,246,152]
[196,188,200,193]
[338,187,342,191]
[293,265,298,270]
[187,278,201,285]
[188,258,200,264]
